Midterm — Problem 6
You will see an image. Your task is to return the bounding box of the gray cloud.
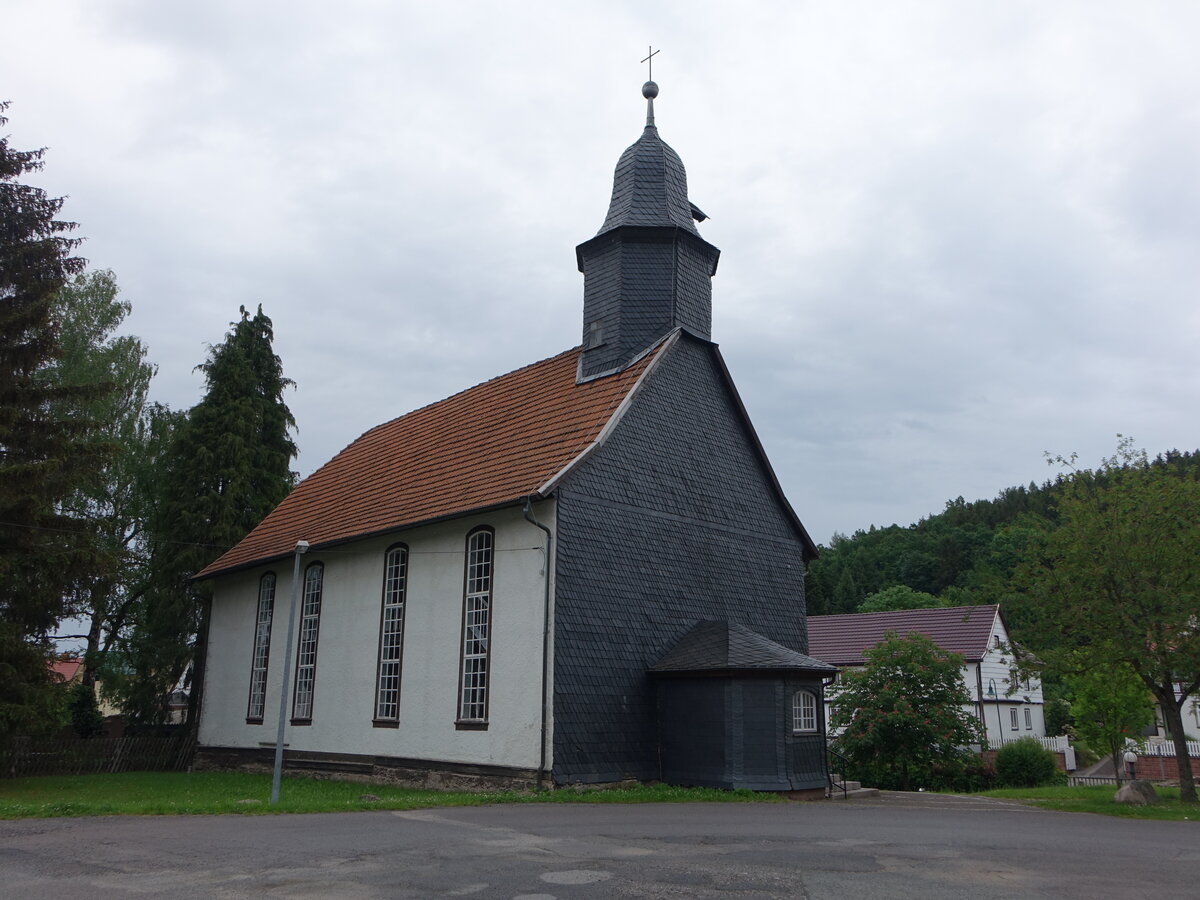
[5,1,1198,544]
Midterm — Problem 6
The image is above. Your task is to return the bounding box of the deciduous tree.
[858,584,945,613]
[46,270,181,693]
[1014,438,1200,802]
[1065,660,1153,785]
[830,631,983,790]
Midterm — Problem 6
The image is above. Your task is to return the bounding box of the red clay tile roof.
[806,605,1000,666]
[50,658,83,683]
[195,341,666,579]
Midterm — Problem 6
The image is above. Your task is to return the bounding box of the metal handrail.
[825,743,850,799]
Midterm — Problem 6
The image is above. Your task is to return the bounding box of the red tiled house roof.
[806,605,1000,666]
[195,341,665,580]
[50,658,84,683]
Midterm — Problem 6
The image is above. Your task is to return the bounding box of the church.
[194,80,837,793]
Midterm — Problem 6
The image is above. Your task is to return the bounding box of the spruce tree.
[119,305,297,726]
[0,103,113,738]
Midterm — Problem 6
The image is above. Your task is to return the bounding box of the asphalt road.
[1,792,1195,899]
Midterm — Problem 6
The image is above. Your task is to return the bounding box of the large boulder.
[1113,780,1159,805]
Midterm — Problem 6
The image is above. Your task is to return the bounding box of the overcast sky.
[5,1,1199,544]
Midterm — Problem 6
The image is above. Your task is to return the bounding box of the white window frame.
[1024,707,1033,730]
[246,572,276,722]
[792,690,818,733]
[291,562,324,722]
[1010,707,1019,730]
[374,544,409,724]
[457,527,494,726]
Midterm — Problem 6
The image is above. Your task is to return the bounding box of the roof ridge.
[808,604,997,621]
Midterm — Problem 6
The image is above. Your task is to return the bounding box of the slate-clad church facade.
[195,83,835,791]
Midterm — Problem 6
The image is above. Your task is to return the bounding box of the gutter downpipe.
[975,665,987,747]
[523,497,553,790]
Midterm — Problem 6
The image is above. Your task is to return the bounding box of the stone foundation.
[194,745,542,791]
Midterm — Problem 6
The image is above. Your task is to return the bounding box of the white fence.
[992,734,1070,753]
[1134,739,1200,757]
[989,734,1076,770]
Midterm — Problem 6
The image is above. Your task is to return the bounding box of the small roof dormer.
[576,81,720,381]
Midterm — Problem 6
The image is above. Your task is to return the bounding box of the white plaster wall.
[976,611,1045,744]
[199,500,556,771]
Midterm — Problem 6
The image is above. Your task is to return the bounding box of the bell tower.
[576,81,720,381]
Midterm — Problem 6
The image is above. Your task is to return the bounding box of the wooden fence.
[2,734,196,778]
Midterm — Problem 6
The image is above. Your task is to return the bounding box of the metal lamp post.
[271,540,309,805]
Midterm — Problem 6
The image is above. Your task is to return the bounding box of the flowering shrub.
[830,631,983,791]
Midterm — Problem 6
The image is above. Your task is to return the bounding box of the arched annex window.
[792,690,818,734]
[291,562,324,723]
[457,526,494,727]
[373,543,409,725]
[245,572,276,723]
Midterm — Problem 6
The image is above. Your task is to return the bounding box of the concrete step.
[829,787,881,800]
[834,780,862,791]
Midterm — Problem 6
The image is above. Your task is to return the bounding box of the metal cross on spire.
[641,45,660,82]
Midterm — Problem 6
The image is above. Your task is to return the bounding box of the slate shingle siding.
[553,335,810,783]
[578,229,718,380]
[598,125,699,235]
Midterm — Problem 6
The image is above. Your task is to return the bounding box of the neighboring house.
[1145,684,1200,743]
[49,657,84,687]
[49,657,123,723]
[807,605,1045,746]
[192,82,836,792]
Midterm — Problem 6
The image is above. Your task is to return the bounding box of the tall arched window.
[291,562,324,723]
[245,572,276,723]
[457,527,494,726]
[374,544,409,725]
[792,690,817,733]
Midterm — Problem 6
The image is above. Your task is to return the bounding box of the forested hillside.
[805,449,1200,618]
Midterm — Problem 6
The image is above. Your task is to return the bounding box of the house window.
[374,544,408,725]
[291,562,324,723]
[457,527,494,726]
[246,572,276,722]
[993,635,1002,650]
[1009,707,1019,730]
[792,690,818,733]
[1024,707,1032,730]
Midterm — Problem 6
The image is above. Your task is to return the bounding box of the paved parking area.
[2,796,1195,898]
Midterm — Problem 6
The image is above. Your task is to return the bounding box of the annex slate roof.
[597,122,699,236]
[651,620,838,675]
[194,341,665,580]
[805,605,1000,666]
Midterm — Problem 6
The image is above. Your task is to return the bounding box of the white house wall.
[199,501,555,772]
[976,610,1045,745]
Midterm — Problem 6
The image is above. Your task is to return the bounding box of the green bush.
[69,683,106,738]
[926,757,995,793]
[995,738,1059,787]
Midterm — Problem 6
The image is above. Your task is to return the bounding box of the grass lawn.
[982,784,1198,821]
[0,771,784,819]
